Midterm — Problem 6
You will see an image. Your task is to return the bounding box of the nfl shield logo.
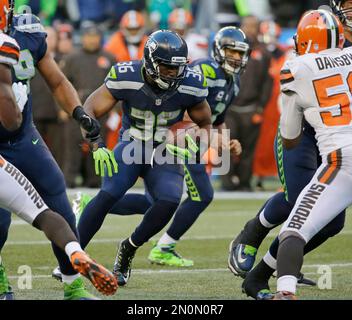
[155,99,162,106]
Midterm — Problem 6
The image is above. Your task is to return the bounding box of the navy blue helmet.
[330,0,352,29]
[143,30,188,90]
[212,26,250,75]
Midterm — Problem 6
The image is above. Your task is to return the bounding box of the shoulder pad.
[105,61,144,91]
[0,34,19,66]
[13,14,46,34]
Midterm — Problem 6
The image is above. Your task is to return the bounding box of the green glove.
[93,147,118,177]
[166,134,199,161]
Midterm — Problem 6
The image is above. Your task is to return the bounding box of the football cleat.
[297,272,316,286]
[272,291,297,300]
[112,239,137,286]
[52,266,62,282]
[72,192,92,226]
[148,243,194,267]
[64,277,100,300]
[242,270,272,300]
[0,263,14,300]
[228,235,257,278]
[70,251,118,296]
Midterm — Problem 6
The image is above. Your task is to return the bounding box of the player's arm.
[213,122,242,156]
[37,51,101,142]
[0,64,22,131]
[83,84,119,119]
[187,99,212,140]
[279,90,303,150]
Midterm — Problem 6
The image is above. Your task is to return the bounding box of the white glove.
[12,82,28,112]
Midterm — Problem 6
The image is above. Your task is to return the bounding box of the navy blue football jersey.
[0,14,47,141]
[190,58,240,126]
[104,60,208,143]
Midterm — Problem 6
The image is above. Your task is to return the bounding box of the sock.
[131,200,178,247]
[277,235,305,279]
[240,216,271,249]
[277,275,297,294]
[128,237,139,248]
[157,233,177,246]
[62,273,80,285]
[0,209,11,252]
[64,241,84,258]
[250,259,275,281]
[263,250,277,270]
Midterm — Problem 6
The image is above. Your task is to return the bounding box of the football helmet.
[120,10,145,45]
[168,8,193,35]
[330,0,352,29]
[143,30,188,90]
[0,0,14,34]
[212,26,250,75]
[294,9,344,56]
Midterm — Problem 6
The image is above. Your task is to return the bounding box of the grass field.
[2,196,352,300]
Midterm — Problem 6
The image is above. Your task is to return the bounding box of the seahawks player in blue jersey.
[0,1,115,300]
[66,27,248,269]
[228,0,352,300]
[76,30,213,286]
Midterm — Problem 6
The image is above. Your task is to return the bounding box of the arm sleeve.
[279,91,303,140]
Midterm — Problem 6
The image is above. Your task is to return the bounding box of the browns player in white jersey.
[274,9,352,300]
[0,25,117,299]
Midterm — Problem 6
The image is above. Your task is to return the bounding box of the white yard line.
[7,262,352,280]
[5,229,352,246]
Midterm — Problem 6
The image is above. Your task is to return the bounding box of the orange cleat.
[273,291,297,300]
[70,251,118,296]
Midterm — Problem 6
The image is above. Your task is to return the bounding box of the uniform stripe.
[318,149,342,185]
[0,46,20,59]
[331,14,340,48]
[280,77,294,85]
[318,9,337,49]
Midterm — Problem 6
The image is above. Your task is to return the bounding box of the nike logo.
[236,244,247,264]
[32,139,39,145]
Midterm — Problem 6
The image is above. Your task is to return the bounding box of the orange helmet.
[120,10,145,45]
[294,9,345,56]
[168,8,193,32]
[0,0,14,33]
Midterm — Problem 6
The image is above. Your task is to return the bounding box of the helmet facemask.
[146,53,188,90]
[215,43,250,76]
[331,0,352,30]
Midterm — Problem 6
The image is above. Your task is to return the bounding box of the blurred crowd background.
[22,0,330,191]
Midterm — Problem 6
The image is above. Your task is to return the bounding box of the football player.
[275,9,352,299]
[0,0,116,300]
[66,27,247,269]
[228,0,352,300]
[75,30,213,286]
[0,12,117,299]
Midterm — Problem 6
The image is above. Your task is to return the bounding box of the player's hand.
[72,106,101,141]
[91,140,118,177]
[12,82,28,112]
[229,139,242,156]
[166,134,199,161]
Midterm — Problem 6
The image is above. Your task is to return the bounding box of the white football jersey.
[279,47,352,156]
[0,32,20,66]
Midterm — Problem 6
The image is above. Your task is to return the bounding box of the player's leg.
[228,128,319,277]
[0,156,117,298]
[0,129,100,299]
[0,209,11,299]
[275,156,352,299]
[148,163,213,267]
[77,140,142,249]
[112,162,184,286]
